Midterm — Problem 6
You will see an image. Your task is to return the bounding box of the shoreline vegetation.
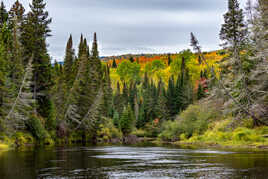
[0,0,267,153]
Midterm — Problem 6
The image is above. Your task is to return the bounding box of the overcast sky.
[5,0,247,61]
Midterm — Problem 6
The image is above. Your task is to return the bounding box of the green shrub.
[13,132,34,146]
[232,127,264,142]
[158,104,219,141]
[158,120,181,141]
[132,129,146,137]
[97,118,122,142]
[26,115,47,140]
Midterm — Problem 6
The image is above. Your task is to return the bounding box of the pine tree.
[220,0,248,52]
[0,2,8,27]
[103,65,113,117]
[247,0,268,124]
[122,82,128,106]
[89,32,102,97]
[78,34,85,59]
[20,0,54,124]
[197,83,206,100]
[167,53,172,66]
[112,59,117,68]
[129,56,134,63]
[166,76,177,117]
[5,57,37,130]
[113,111,120,128]
[136,103,145,129]
[63,34,75,88]
[8,1,25,92]
[120,105,135,136]
[220,0,253,116]
[0,24,10,121]
[128,81,137,110]
[155,79,169,121]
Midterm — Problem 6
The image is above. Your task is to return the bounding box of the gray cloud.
[5,0,247,60]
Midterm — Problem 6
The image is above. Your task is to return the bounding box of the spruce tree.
[167,53,172,66]
[197,83,206,100]
[5,57,37,130]
[155,79,169,121]
[78,34,84,59]
[103,65,113,117]
[129,56,134,63]
[113,82,124,115]
[112,59,117,68]
[63,34,75,89]
[166,76,177,117]
[0,24,9,121]
[220,0,247,51]
[20,0,55,126]
[120,105,135,136]
[0,2,8,27]
[220,0,253,115]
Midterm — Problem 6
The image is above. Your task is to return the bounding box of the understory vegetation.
[0,0,267,149]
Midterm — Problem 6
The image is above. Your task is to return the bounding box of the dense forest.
[0,0,267,148]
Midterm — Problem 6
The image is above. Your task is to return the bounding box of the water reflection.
[0,145,268,178]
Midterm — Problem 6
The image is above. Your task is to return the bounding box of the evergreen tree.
[20,0,55,125]
[155,79,169,121]
[63,34,75,88]
[0,24,10,121]
[166,76,177,117]
[197,83,206,100]
[8,1,25,88]
[120,105,135,136]
[103,65,113,117]
[167,53,172,66]
[220,0,247,51]
[220,0,253,114]
[113,82,124,115]
[122,82,128,106]
[136,103,145,129]
[5,57,37,130]
[129,56,134,63]
[112,111,120,128]
[128,81,137,110]
[9,1,25,21]
[112,59,117,68]
[78,34,85,59]
[0,2,8,27]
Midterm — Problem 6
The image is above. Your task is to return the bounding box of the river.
[0,144,268,178]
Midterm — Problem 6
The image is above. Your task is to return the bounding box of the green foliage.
[197,83,206,100]
[158,120,181,141]
[13,132,34,147]
[120,105,135,135]
[117,60,140,82]
[45,100,57,131]
[63,34,75,89]
[112,111,120,128]
[112,59,117,68]
[97,118,122,142]
[159,104,219,141]
[145,60,165,74]
[26,115,47,140]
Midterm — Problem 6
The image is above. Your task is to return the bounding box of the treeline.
[0,0,114,144]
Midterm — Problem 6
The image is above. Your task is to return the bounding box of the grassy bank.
[157,102,268,150]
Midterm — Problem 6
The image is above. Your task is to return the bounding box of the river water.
[0,145,268,179]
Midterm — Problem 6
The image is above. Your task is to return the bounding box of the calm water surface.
[0,145,268,179]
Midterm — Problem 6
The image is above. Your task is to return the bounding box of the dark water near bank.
[1,145,268,179]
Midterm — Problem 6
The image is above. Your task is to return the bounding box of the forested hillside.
[0,0,267,148]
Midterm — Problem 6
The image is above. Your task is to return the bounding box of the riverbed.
[0,145,268,178]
